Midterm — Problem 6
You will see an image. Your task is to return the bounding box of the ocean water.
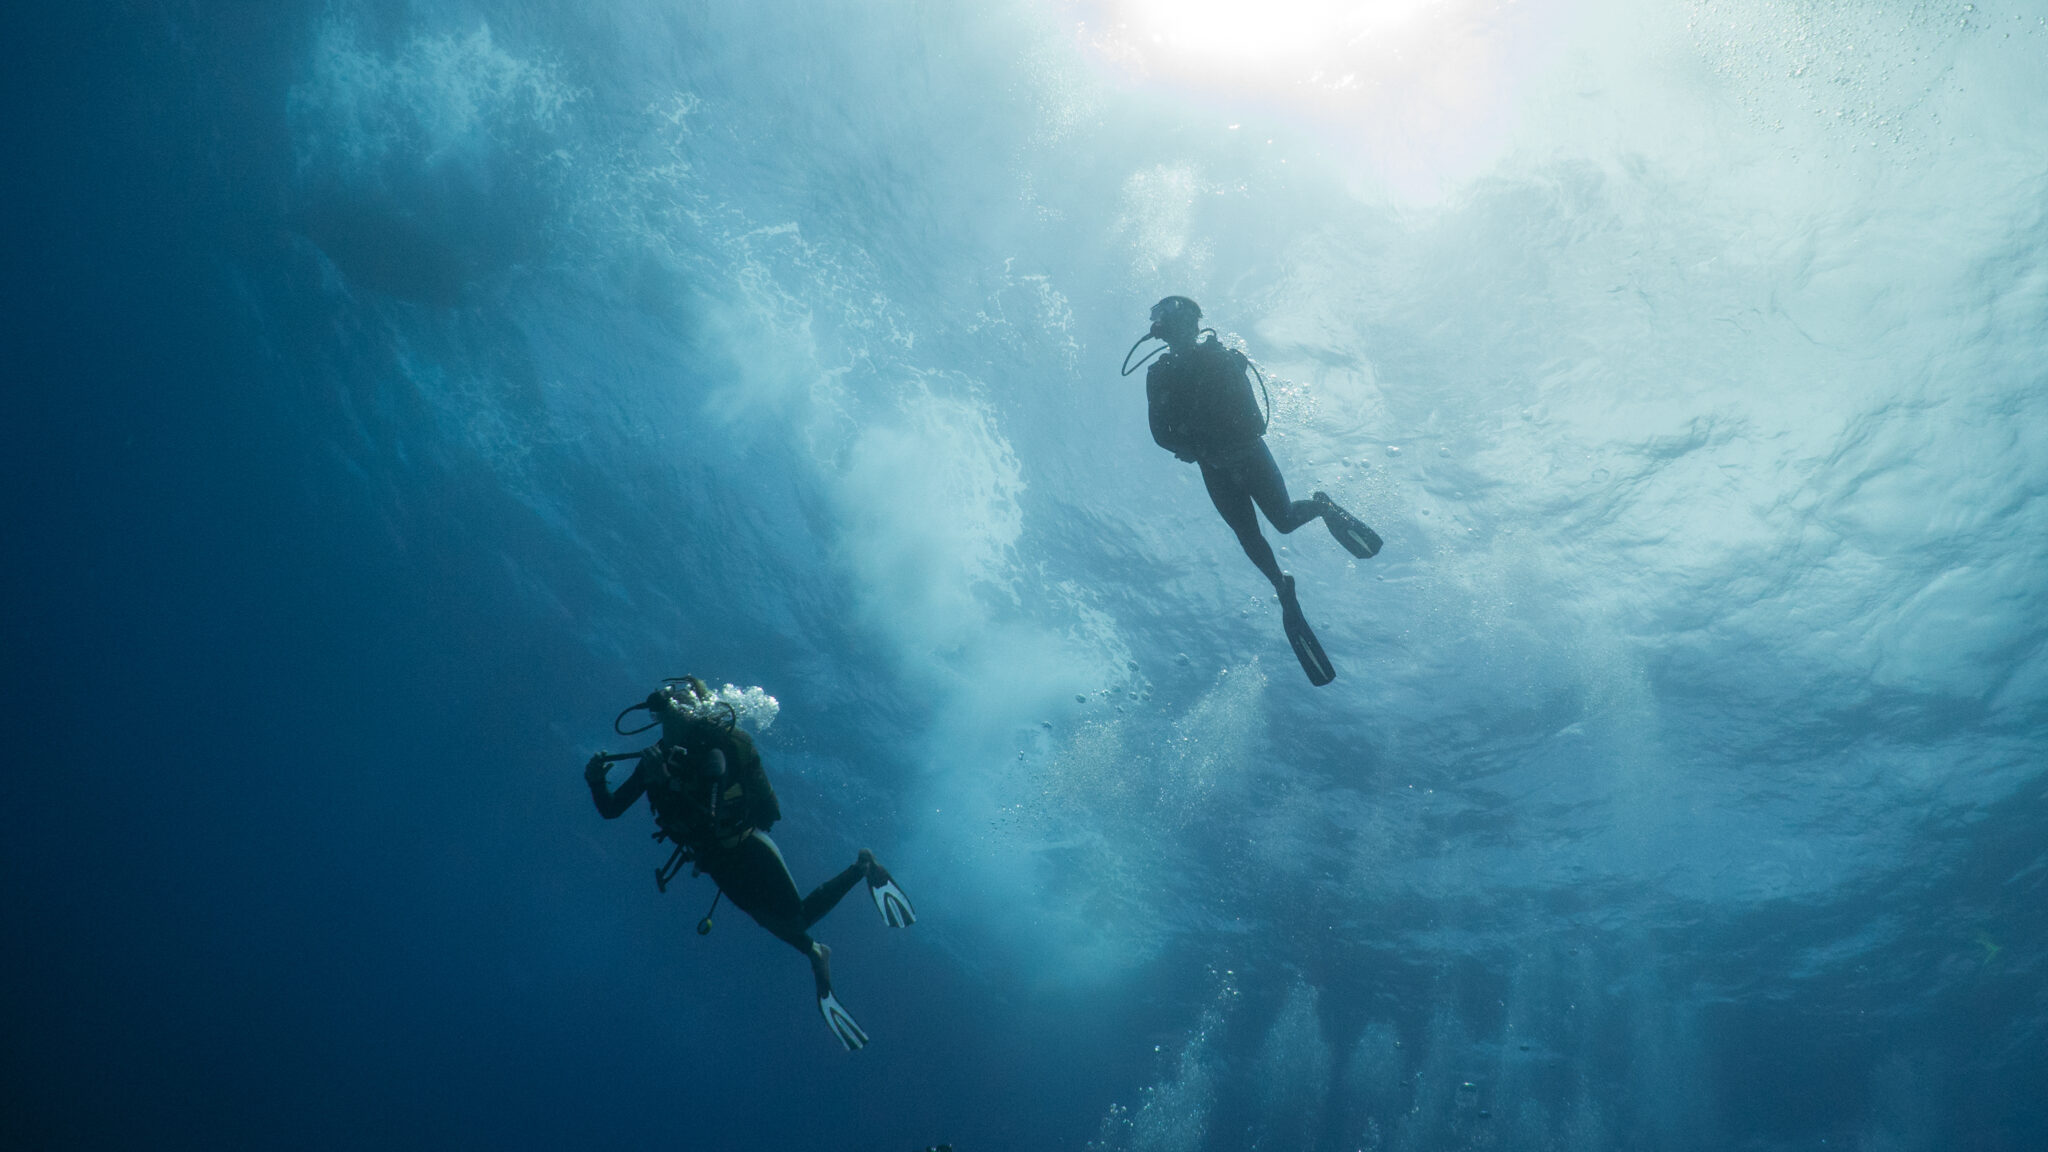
[4,1,2045,1149]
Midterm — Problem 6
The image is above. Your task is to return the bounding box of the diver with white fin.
[1124,296,1382,686]
[583,676,916,1051]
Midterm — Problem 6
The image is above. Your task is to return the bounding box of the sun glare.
[1103,0,1437,78]
[1073,0,1546,200]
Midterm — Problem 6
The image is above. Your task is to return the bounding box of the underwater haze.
[5,0,2046,1149]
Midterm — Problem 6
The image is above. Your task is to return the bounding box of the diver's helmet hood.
[1123,295,1204,376]
[1148,295,1202,339]
[650,677,718,738]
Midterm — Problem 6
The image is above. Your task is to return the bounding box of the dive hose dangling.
[1122,332,1167,376]
[652,839,725,935]
[1247,357,1273,434]
[655,837,692,892]
[614,700,659,737]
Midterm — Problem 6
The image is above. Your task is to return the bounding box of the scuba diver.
[583,676,917,1051]
[1123,296,1382,686]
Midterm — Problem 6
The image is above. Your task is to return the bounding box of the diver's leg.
[809,940,835,997]
[710,835,860,1044]
[1243,441,1321,533]
[800,856,870,929]
[704,832,815,957]
[1201,459,1285,588]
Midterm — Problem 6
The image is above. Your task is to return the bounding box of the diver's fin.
[1285,613,1336,687]
[819,990,869,1051]
[1313,491,1382,560]
[866,858,917,928]
[1278,575,1336,687]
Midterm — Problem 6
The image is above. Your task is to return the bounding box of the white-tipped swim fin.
[819,990,869,1051]
[867,860,917,928]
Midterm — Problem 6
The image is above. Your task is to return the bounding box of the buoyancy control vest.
[1145,335,1268,461]
[643,719,781,852]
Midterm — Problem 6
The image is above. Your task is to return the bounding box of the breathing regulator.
[1122,294,1207,376]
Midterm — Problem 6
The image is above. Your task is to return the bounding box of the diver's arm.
[586,753,647,819]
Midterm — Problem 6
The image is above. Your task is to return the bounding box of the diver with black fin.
[583,676,916,1051]
[1123,296,1381,686]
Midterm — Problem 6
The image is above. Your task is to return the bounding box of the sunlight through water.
[1096,0,1437,75]
[1071,0,1569,198]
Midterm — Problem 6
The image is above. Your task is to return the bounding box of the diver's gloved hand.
[584,753,609,786]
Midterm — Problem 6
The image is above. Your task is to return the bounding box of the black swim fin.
[1313,491,1382,560]
[1277,574,1336,686]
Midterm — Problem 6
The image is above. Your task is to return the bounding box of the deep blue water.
[5,2,2045,1150]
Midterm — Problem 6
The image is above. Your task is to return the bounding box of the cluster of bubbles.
[675,682,780,732]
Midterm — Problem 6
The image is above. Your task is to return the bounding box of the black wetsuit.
[588,718,864,956]
[1147,335,1321,587]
